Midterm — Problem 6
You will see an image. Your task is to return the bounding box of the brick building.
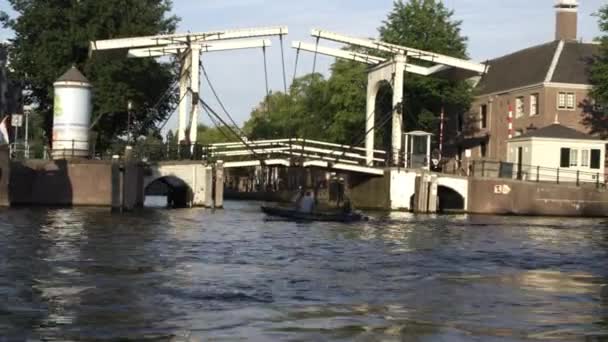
[446,0,600,167]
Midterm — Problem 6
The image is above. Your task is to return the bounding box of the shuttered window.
[560,148,570,168]
[591,149,601,169]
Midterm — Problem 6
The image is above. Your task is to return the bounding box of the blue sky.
[0,0,605,130]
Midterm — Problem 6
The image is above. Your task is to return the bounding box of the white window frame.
[566,93,576,110]
[530,93,539,116]
[558,92,576,110]
[569,149,578,167]
[515,97,524,118]
[581,150,589,167]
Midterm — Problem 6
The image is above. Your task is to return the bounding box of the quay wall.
[9,159,143,209]
[467,177,608,217]
[10,159,114,206]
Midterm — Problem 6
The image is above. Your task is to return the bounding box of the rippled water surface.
[1,201,608,341]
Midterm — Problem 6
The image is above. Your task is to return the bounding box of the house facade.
[446,0,600,169]
[506,124,605,183]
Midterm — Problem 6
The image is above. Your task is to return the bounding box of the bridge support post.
[177,52,192,143]
[391,54,405,166]
[413,172,438,214]
[214,161,224,208]
[189,47,201,145]
[365,77,376,166]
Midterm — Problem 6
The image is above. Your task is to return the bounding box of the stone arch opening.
[437,185,465,212]
[144,176,193,208]
[374,81,394,159]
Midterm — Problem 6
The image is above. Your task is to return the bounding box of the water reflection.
[0,202,607,340]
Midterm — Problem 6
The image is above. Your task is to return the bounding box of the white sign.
[465,149,472,158]
[494,184,512,195]
[11,114,23,128]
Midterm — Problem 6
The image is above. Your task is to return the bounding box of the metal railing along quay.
[450,159,606,189]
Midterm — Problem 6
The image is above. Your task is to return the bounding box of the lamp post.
[127,100,133,145]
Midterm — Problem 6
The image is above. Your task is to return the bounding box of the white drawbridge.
[90,26,288,144]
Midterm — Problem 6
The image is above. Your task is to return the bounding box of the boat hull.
[261,206,364,223]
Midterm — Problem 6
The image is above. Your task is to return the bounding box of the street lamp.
[127,100,133,145]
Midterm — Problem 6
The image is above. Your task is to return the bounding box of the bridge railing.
[209,138,387,166]
[447,159,605,188]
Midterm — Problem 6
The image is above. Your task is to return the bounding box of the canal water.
[1,201,607,341]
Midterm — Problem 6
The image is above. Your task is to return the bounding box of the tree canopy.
[379,0,471,136]
[0,0,179,148]
[243,0,472,148]
[585,4,608,137]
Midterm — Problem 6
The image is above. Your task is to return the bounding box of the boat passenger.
[342,198,352,214]
[298,191,315,214]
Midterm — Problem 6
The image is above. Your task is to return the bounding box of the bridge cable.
[198,97,265,165]
[197,61,275,157]
[200,60,245,137]
[136,50,193,136]
[330,88,397,165]
[262,46,271,104]
[311,36,320,75]
[279,34,288,94]
[292,46,301,85]
[157,82,193,133]
[203,106,234,143]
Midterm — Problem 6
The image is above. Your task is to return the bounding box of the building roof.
[475,40,598,96]
[552,41,597,83]
[512,123,600,141]
[56,66,90,83]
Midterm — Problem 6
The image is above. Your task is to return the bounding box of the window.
[560,148,570,168]
[515,97,524,118]
[558,92,576,110]
[480,104,488,129]
[530,94,539,116]
[581,150,589,167]
[591,149,601,169]
[567,93,576,109]
[570,149,578,167]
[480,142,487,158]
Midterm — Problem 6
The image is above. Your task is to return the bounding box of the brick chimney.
[555,0,578,41]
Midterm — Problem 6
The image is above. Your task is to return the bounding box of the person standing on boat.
[292,186,304,206]
[298,191,315,214]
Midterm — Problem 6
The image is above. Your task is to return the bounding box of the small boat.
[261,206,366,223]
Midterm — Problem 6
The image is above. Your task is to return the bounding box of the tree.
[378,0,472,136]
[243,0,472,149]
[585,4,608,137]
[0,0,179,149]
[243,73,333,141]
[197,124,238,145]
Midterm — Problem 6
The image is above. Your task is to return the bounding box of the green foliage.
[197,124,238,145]
[244,73,334,141]
[379,0,472,136]
[244,0,472,147]
[379,0,468,59]
[584,4,608,137]
[1,0,179,149]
